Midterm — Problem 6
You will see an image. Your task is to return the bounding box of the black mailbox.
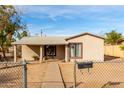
[77,61,93,69]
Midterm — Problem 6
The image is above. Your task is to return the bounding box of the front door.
[45,45,56,59]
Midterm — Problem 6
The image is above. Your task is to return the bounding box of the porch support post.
[65,45,69,62]
[40,45,43,62]
[14,45,17,62]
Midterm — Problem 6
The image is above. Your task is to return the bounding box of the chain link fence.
[79,61,124,88]
[0,61,47,88]
[0,60,124,88]
[0,61,61,88]
[0,62,23,88]
[59,60,124,88]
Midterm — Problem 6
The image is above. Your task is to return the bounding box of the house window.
[70,43,82,58]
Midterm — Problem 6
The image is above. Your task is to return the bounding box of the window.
[70,43,82,58]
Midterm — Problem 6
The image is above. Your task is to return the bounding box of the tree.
[16,30,29,40]
[105,30,123,45]
[0,5,26,58]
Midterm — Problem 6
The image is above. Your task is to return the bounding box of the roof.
[66,32,104,40]
[12,36,68,45]
[13,32,104,45]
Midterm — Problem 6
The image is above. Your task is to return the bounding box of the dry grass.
[59,62,124,88]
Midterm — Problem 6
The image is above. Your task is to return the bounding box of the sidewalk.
[42,62,64,88]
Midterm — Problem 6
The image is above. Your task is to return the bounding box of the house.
[12,32,104,62]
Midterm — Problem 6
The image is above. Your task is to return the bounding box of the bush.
[32,55,39,60]
[120,45,124,51]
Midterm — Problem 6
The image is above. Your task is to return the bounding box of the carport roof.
[12,36,68,45]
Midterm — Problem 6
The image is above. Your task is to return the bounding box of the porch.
[13,44,69,62]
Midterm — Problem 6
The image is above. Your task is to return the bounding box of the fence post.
[22,60,27,88]
[73,60,76,88]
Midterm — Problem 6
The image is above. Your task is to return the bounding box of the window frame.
[69,43,83,59]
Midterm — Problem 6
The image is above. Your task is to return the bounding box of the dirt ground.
[0,62,48,88]
[0,65,23,88]
[27,62,48,88]
[1,60,124,88]
[59,62,124,88]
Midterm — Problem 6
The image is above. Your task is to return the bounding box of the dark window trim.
[69,42,83,59]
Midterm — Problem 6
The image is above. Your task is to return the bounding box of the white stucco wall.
[67,35,104,62]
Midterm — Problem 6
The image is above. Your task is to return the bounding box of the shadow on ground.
[101,81,124,88]
[104,55,120,61]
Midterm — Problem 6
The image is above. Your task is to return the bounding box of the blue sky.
[16,5,124,36]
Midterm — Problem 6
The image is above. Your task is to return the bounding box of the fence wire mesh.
[58,60,124,88]
[0,62,23,88]
[0,60,124,88]
[81,61,124,88]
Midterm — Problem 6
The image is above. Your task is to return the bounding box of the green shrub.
[32,55,39,60]
[120,45,124,51]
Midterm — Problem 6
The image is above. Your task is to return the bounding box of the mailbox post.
[73,60,76,88]
[73,61,93,88]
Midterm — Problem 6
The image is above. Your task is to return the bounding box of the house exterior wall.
[22,45,65,61]
[21,35,104,62]
[56,45,65,59]
[22,45,40,61]
[67,35,104,62]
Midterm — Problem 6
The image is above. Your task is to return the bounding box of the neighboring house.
[12,32,104,62]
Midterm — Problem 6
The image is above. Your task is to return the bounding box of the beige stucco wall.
[22,45,65,61]
[67,35,104,62]
[21,35,104,62]
[56,45,65,59]
[22,45,40,61]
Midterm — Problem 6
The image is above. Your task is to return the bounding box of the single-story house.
[12,32,104,62]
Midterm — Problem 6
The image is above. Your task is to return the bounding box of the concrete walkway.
[42,62,64,88]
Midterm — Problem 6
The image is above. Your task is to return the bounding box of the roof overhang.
[12,43,68,45]
[66,32,105,41]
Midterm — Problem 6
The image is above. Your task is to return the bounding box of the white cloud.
[15,5,114,21]
[15,5,124,23]
[14,5,124,36]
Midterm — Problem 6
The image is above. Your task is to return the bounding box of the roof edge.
[66,32,105,40]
